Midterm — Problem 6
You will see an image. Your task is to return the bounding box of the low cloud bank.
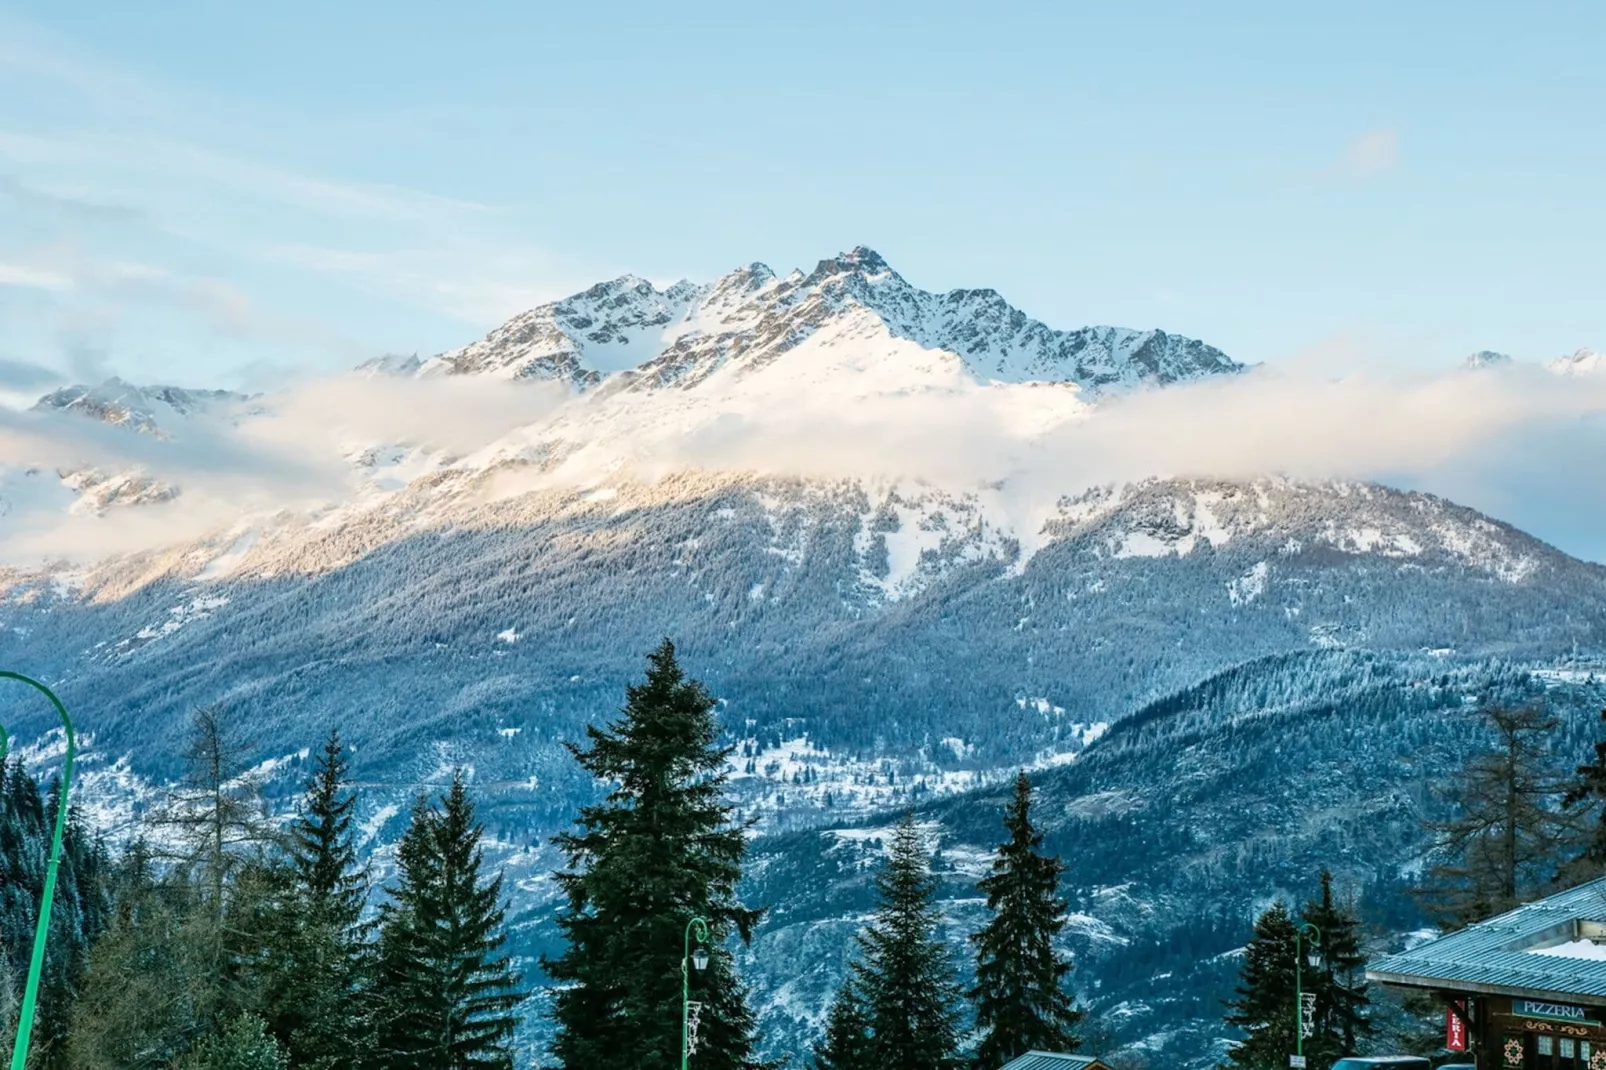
[0,358,1602,566]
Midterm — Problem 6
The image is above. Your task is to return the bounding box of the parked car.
[1331,1059,1432,1070]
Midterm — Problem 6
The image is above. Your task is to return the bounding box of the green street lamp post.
[681,916,710,1070]
[1293,921,1322,1068]
[0,672,78,1070]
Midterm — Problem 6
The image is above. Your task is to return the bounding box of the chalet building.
[996,1053,1115,1070]
[1368,877,1606,1070]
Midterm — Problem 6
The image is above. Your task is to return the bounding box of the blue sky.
[0,1,1602,390]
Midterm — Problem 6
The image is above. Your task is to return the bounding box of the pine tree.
[1299,871,1370,1066]
[854,812,964,1070]
[546,639,767,1070]
[1223,901,1298,1070]
[371,773,523,1070]
[290,731,367,919]
[1421,706,1571,928]
[182,1013,288,1070]
[969,773,1083,1067]
[256,731,373,1069]
[813,981,871,1070]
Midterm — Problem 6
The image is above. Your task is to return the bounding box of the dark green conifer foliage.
[0,761,112,1069]
[546,639,768,1070]
[853,812,964,1070]
[812,981,871,1070]
[969,772,1083,1068]
[1223,901,1298,1070]
[181,1013,288,1070]
[372,773,523,1070]
[256,731,373,1069]
[1299,870,1370,1065]
[66,841,206,1070]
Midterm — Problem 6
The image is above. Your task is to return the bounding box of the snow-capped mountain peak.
[1550,347,1605,377]
[1463,350,1513,370]
[393,247,1242,397]
[32,378,251,438]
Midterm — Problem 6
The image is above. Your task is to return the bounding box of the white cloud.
[1337,128,1399,179]
[0,261,73,290]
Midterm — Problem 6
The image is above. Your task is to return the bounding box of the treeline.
[1219,703,1606,1069]
[2,642,1095,1069]
[540,639,1092,1070]
[2,711,521,1069]
[9,644,1601,1070]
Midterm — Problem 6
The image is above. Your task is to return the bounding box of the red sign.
[1447,1003,1468,1051]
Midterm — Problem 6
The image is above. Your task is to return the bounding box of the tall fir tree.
[969,772,1083,1067]
[1299,871,1370,1067]
[371,773,523,1070]
[546,639,767,1070]
[1223,901,1299,1070]
[812,981,871,1070]
[853,812,964,1070]
[255,731,374,1069]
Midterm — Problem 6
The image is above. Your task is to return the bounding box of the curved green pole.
[681,916,709,1070]
[0,672,77,1070]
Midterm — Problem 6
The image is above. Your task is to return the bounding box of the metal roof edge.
[1366,968,1606,1005]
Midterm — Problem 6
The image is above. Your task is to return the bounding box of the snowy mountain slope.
[0,245,1599,1063]
[1551,347,1605,377]
[32,378,253,437]
[733,654,1606,1065]
[397,247,1243,395]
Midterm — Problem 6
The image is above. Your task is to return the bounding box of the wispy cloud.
[0,14,580,382]
[1334,128,1399,180]
[0,261,72,290]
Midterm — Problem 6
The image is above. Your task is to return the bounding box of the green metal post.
[1295,921,1321,1065]
[0,672,78,1070]
[682,916,709,1070]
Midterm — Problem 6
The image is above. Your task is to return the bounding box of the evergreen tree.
[546,639,767,1070]
[854,812,964,1070]
[1223,901,1298,1070]
[290,731,367,917]
[68,843,210,1070]
[1420,706,1571,928]
[256,731,373,1069]
[182,1013,288,1070]
[0,760,113,1070]
[969,772,1083,1067]
[812,981,871,1070]
[371,773,523,1069]
[1299,871,1370,1066]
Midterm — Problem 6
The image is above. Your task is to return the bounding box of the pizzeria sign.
[1515,1000,1603,1027]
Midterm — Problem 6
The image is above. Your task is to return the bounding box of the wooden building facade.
[1368,878,1606,1070]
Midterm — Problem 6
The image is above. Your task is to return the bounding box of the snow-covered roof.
[996,1053,1112,1070]
[1369,877,1606,1001]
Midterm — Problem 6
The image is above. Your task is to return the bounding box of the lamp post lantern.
[0,672,77,1070]
[1293,921,1322,1068]
[682,916,710,1070]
